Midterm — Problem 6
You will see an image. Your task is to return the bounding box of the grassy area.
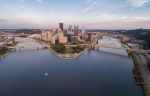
[122,44,129,49]
[52,43,85,54]
[130,53,139,65]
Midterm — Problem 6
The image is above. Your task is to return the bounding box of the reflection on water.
[0,49,144,96]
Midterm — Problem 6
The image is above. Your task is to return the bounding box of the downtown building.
[41,24,68,44]
[41,23,85,45]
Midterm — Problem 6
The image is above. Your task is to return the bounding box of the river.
[0,49,144,96]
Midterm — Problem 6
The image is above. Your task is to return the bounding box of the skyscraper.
[59,23,64,31]
[74,25,79,36]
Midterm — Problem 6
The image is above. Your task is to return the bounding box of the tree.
[52,43,65,53]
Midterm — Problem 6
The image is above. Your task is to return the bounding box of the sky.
[0,0,150,29]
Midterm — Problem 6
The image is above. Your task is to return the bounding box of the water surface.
[0,50,143,96]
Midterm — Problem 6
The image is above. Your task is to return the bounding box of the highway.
[133,53,150,96]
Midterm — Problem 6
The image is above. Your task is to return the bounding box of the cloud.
[83,20,150,29]
[127,0,150,7]
[36,0,42,3]
[85,0,94,4]
[20,0,25,2]
[96,14,150,22]
[82,0,97,13]
[80,13,150,29]
[36,0,45,4]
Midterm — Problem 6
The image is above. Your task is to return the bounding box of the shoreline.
[131,53,150,96]
[49,48,88,60]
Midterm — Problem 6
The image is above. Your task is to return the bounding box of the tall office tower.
[67,25,74,35]
[74,25,79,36]
[68,25,72,32]
[59,23,64,31]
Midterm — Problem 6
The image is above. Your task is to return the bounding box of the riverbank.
[0,41,17,57]
[131,53,150,96]
[49,48,87,59]
[0,47,10,55]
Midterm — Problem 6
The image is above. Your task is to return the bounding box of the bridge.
[0,34,29,37]
[64,44,89,47]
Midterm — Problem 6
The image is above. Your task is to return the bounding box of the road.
[133,53,150,96]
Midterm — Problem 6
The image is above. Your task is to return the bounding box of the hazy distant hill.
[85,29,125,32]
[125,29,150,49]
[0,29,42,34]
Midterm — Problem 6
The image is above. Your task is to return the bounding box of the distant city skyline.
[0,0,150,29]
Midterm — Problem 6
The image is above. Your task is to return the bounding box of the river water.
[0,49,144,96]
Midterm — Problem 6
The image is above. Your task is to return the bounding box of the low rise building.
[41,30,53,42]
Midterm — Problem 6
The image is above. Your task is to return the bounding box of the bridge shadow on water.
[87,48,129,58]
